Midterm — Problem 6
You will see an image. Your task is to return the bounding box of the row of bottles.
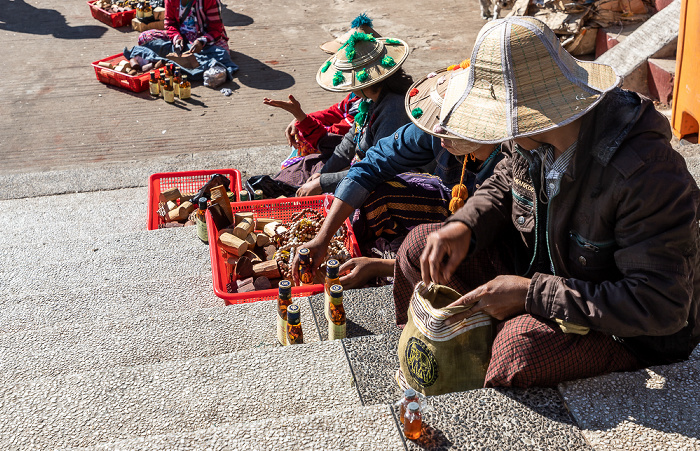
[135,2,153,19]
[149,63,190,102]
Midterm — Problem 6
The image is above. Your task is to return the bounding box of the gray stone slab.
[308,284,400,341]
[0,298,319,384]
[559,356,700,450]
[403,388,590,450]
[88,405,404,451]
[343,332,404,407]
[0,341,356,449]
[596,0,680,76]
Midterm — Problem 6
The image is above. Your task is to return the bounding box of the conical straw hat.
[316,35,409,92]
[320,14,381,54]
[405,63,468,139]
[440,16,620,143]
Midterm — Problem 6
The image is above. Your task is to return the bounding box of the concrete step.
[647,57,677,105]
[0,298,320,384]
[86,405,403,450]
[0,340,355,449]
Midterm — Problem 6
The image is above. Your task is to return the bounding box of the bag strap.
[180,0,196,23]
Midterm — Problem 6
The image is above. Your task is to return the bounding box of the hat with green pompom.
[316,33,409,92]
[320,13,381,54]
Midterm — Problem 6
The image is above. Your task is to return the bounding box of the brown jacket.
[448,89,700,365]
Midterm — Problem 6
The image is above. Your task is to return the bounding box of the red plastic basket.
[91,54,151,92]
[147,169,243,230]
[88,0,136,28]
[207,194,361,304]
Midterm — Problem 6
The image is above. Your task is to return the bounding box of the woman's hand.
[284,120,299,148]
[189,38,205,54]
[443,275,530,324]
[296,173,322,197]
[419,222,472,285]
[339,257,395,289]
[262,95,307,122]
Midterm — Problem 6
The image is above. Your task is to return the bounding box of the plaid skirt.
[394,222,641,387]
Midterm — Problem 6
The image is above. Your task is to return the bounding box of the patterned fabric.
[393,223,506,326]
[532,141,577,201]
[351,173,451,257]
[138,29,169,46]
[485,314,641,387]
[164,0,228,50]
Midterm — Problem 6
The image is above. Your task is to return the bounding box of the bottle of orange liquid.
[286,304,304,345]
[403,401,422,440]
[324,259,340,321]
[327,284,346,340]
[276,280,292,345]
[398,388,419,425]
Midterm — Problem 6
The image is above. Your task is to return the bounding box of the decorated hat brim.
[316,38,409,92]
[405,67,466,139]
[320,25,381,54]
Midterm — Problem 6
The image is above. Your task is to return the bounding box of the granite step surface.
[0,340,355,449]
[84,405,403,451]
[0,298,320,384]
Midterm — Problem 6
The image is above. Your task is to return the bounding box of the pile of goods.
[93,0,139,12]
[509,0,655,55]
[98,57,165,76]
[217,208,352,293]
[157,175,235,228]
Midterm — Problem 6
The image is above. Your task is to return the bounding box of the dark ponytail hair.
[380,68,414,95]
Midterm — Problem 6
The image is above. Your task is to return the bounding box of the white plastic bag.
[203,65,227,88]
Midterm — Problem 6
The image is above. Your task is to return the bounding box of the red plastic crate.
[207,194,361,304]
[147,169,243,230]
[91,54,151,92]
[88,1,136,28]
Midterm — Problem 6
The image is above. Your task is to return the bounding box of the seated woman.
[289,62,507,291]
[272,33,414,197]
[129,0,238,80]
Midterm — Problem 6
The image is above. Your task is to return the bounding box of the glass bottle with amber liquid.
[196,198,208,244]
[163,77,175,103]
[297,248,313,285]
[286,304,304,345]
[158,69,166,97]
[179,74,191,100]
[324,259,340,321]
[403,401,422,440]
[398,388,419,425]
[142,0,153,20]
[172,68,181,97]
[149,71,159,97]
[276,280,292,346]
[327,284,346,340]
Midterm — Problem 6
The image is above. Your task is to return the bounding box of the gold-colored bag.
[396,282,494,395]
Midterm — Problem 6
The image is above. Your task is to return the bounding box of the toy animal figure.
[479,0,511,20]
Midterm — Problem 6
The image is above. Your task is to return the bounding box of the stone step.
[86,405,404,450]
[647,57,677,105]
[0,298,320,384]
[0,340,355,449]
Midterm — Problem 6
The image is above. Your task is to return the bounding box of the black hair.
[380,68,414,95]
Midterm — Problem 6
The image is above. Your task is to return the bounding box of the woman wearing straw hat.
[282,32,414,197]
[289,61,507,290]
[395,17,699,388]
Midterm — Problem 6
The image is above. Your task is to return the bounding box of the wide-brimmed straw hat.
[440,16,621,144]
[316,34,409,92]
[405,62,469,139]
[320,13,381,54]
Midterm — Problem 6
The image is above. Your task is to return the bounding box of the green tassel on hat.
[333,71,345,86]
[381,55,396,67]
[411,107,423,119]
[356,68,369,83]
[341,32,376,61]
[385,38,401,45]
[321,61,332,73]
[351,13,373,28]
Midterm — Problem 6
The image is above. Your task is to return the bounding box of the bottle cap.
[198,198,207,210]
[326,259,339,278]
[298,248,310,256]
[408,401,420,412]
[330,284,343,297]
[286,304,300,324]
[404,388,417,399]
[239,190,249,201]
[279,279,292,296]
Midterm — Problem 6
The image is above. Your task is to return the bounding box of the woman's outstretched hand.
[263,95,307,122]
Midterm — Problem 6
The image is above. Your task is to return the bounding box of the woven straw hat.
[405,63,469,139]
[320,14,381,54]
[440,16,621,143]
[316,35,409,92]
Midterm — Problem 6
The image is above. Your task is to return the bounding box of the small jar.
[398,388,419,424]
[297,248,313,285]
[403,401,422,440]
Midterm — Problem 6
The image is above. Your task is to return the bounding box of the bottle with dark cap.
[327,284,346,340]
[297,248,313,285]
[398,388,419,424]
[196,197,208,244]
[403,401,422,440]
[324,259,340,321]
[277,280,292,346]
[286,304,303,345]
